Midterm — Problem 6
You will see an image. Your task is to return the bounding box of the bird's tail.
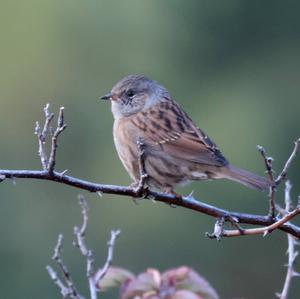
[220,164,273,192]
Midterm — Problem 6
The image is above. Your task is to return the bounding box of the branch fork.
[277,181,300,299]
[0,104,299,298]
[206,139,300,240]
[35,103,67,175]
[47,195,120,299]
[0,105,300,239]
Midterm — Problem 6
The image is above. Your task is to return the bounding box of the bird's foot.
[130,181,149,199]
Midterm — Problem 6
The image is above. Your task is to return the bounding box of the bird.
[101,74,271,194]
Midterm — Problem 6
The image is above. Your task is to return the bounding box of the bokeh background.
[0,1,300,298]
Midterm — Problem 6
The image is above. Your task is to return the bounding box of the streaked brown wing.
[130,100,228,167]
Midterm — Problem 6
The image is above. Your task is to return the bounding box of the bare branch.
[73,196,97,298]
[48,107,67,174]
[1,168,300,238]
[34,103,54,170]
[1,105,300,238]
[257,145,275,182]
[73,195,89,256]
[72,196,120,299]
[206,178,300,240]
[208,206,300,238]
[94,229,121,285]
[47,234,83,299]
[73,195,97,292]
[47,196,121,299]
[34,104,67,174]
[276,138,300,185]
[46,266,71,299]
[206,215,244,240]
[0,174,5,182]
[257,145,276,218]
[277,181,300,299]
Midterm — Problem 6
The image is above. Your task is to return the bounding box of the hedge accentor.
[101,74,271,193]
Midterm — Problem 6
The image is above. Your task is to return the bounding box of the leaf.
[169,290,203,299]
[162,266,190,283]
[163,267,219,299]
[121,268,161,299]
[96,267,135,291]
[144,268,162,288]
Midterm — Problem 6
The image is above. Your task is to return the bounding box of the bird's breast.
[113,118,139,181]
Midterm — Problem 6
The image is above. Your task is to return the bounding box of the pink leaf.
[169,290,203,299]
[162,266,190,283]
[121,268,162,299]
[177,269,219,299]
[163,267,219,299]
[96,266,135,291]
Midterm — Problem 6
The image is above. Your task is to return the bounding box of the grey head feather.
[110,74,170,119]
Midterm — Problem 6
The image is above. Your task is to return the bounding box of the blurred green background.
[0,1,300,298]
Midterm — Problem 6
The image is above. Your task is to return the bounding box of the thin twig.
[73,195,89,256]
[48,196,121,299]
[2,105,300,238]
[93,229,121,285]
[34,103,67,174]
[73,196,121,299]
[208,206,300,238]
[47,234,83,299]
[46,266,71,299]
[257,145,276,218]
[48,107,67,174]
[276,138,300,185]
[73,196,97,299]
[34,103,54,170]
[73,196,120,299]
[257,145,275,182]
[277,181,300,299]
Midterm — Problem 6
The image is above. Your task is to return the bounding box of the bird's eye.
[126,89,135,98]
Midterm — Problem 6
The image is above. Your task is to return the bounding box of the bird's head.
[101,74,169,119]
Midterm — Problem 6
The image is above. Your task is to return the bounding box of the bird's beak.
[100,92,112,101]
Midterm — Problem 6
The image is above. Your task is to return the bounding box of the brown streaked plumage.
[101,74,272,193]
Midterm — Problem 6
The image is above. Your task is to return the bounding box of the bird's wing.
[130,100,228,167]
